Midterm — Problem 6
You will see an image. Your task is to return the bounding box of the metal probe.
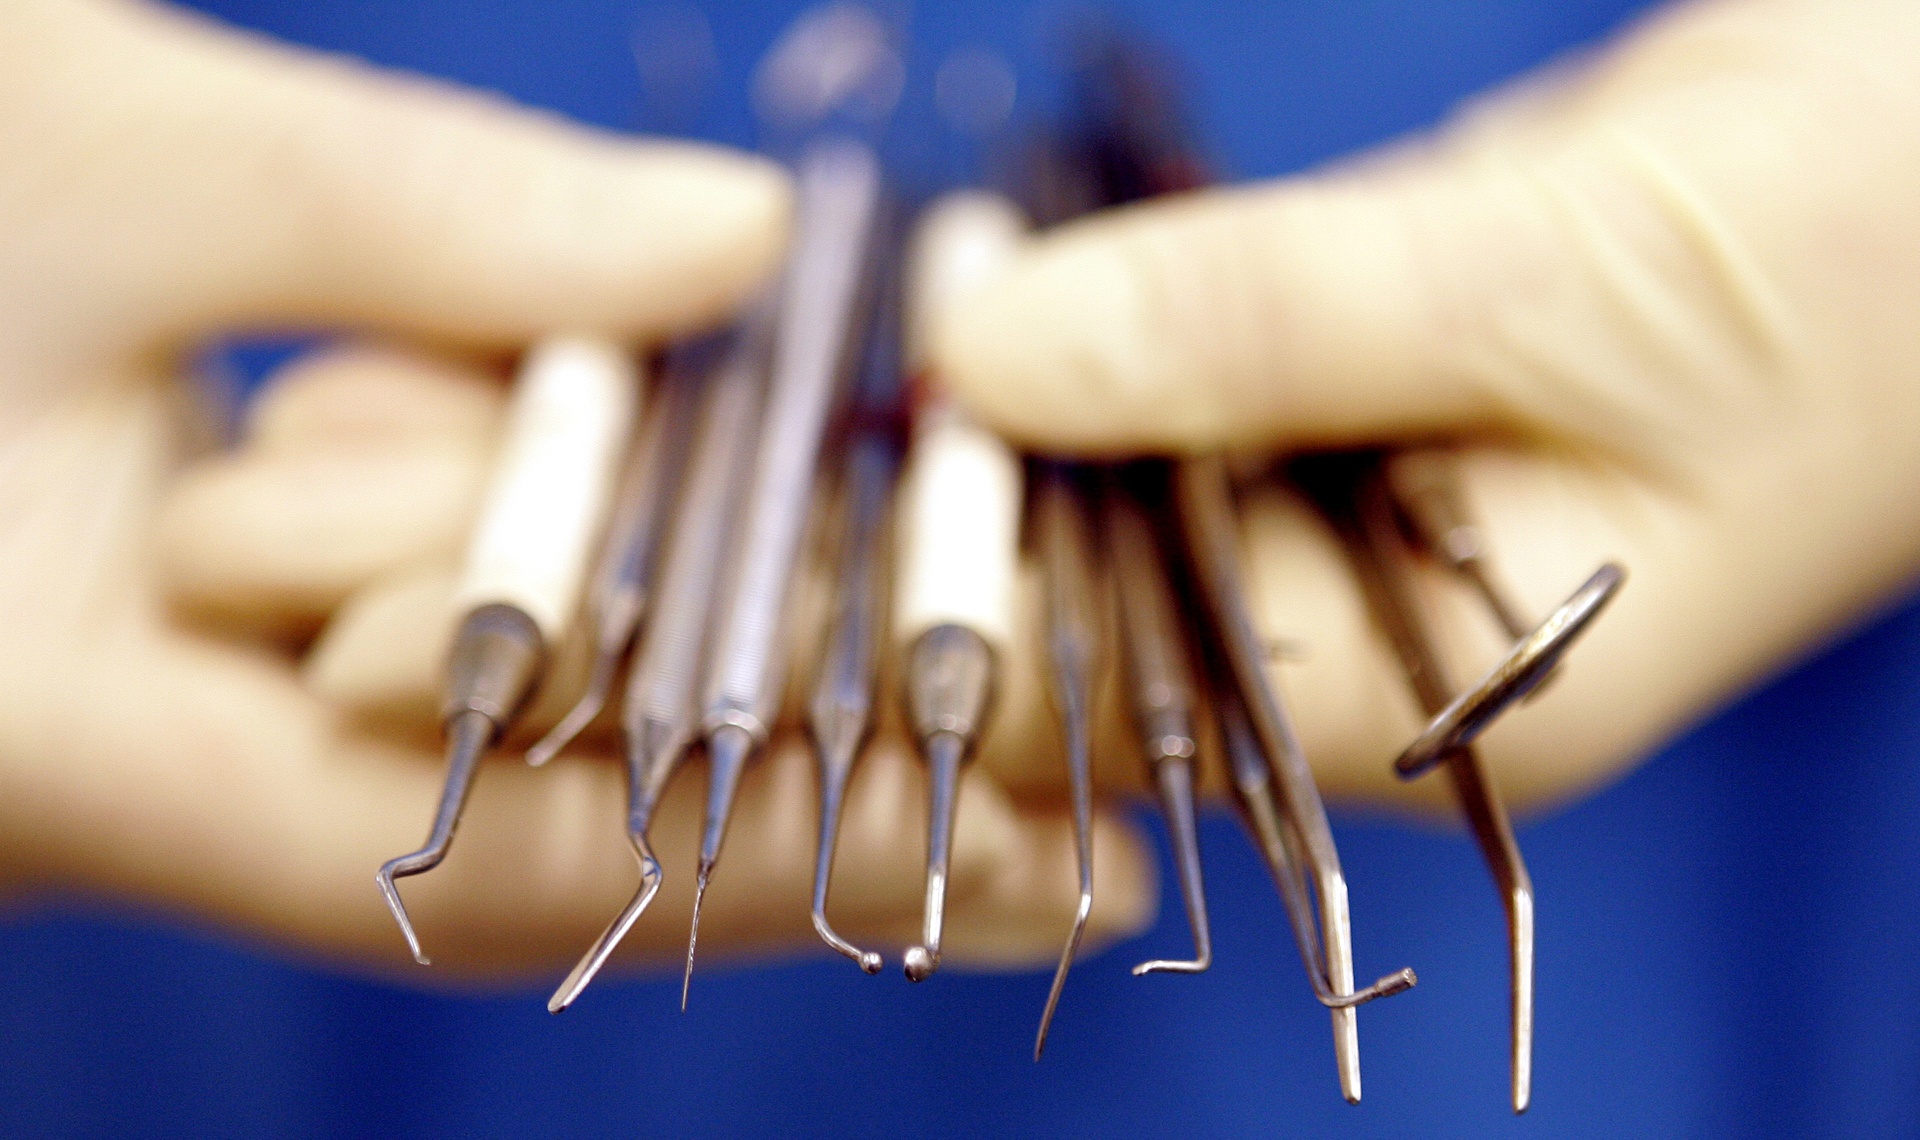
[1032,461,1102,1060]
[806,213,906,977]
[525,345,704,769]
[1103,466,1210,976]
[1298,451,1535,1113]
[807,421,896,977]
[1175,457,1414,1104]
[894,191,1029,983]
[545,304,775,1013]
[685,137,882,1008]
[378,336,638,964]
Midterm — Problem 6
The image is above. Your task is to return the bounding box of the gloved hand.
[0,0,1143,982]
[938,0,1920,811]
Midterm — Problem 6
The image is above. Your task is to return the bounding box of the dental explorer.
[378,335,638,965]
[806,209,907,977]
[1031,461,1103,1059]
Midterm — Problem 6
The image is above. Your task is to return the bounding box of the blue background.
[8,1,1919,1137]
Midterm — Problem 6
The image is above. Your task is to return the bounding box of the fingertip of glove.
[934,225,1210,458]
[547,139,796,338]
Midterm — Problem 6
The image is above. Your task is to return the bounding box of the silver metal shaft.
[809,429,899,976]
[1032,462,1101,1060]
[810,219,906,976]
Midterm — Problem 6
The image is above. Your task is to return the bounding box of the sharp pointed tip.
[682,861,712,1012]
[376,868,432,965]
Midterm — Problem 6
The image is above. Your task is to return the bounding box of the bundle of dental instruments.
[371,11,1625,1111]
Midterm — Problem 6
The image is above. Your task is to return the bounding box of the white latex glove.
[938,0,1920,811]
[0,0,1157,980]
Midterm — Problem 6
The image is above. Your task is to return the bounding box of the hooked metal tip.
[811,902,883,975]
[811,887,883,974]
[1034,887,1092,1061]
[547,832,664,1013]
[1352,968,1419,1004]
[682,860,712,1012]
[811,739,883,975]
[374,859,432,966]
[1396,562,1625,779]
[525,649,620,768]
[374,709,493,965]
[1132,758,1211,978]
[1131,957,1207,977]
[1131,958,1204,976]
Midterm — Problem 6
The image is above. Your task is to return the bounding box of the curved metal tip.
[377,708,494,964]
[812,909,883,975]
[1033,888,1093,1061]
[810,742,883,976]
[546,834,665,1013]
[374,861,432,966]
[1131,955,1210,976]
[1138,758,1211,979]
[1315,966,1420,1009]
[903,945,936,982]
[682,860,713,1012]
